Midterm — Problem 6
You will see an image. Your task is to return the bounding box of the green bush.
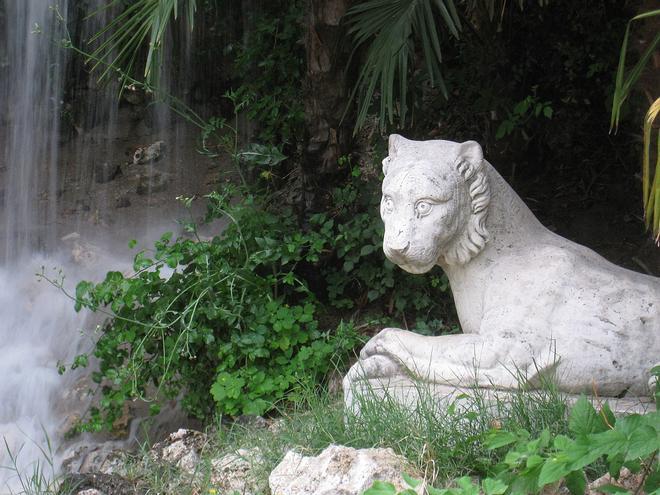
[69,187,360,430]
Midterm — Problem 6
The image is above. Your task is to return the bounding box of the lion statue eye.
[382,196,394,213]
[415,200,432,217]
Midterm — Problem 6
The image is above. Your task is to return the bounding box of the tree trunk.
[301,0,353,213]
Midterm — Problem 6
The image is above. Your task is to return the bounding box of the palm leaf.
[610,9,660,243]
[345,0,461,132]
[87,0,197,89]
[610,9,660,132]
[642,98,660,243]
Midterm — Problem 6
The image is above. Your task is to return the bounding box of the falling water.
[0,1,202,490]
[1,1,68,258]
[0,2,81,490]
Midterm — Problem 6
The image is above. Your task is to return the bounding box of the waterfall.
[0,1,200,490]
[1,1,68,258]
[0,2,75,490]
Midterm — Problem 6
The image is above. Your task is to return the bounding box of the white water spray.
[0,1,200,490]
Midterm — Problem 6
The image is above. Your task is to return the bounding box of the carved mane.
[444,154,491,265]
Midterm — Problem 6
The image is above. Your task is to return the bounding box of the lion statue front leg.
[347,328,547,391]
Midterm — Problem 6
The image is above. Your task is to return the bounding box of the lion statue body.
[344,136,659,404]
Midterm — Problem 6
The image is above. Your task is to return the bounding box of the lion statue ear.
[383,134,411,175]
[457,140,484,166]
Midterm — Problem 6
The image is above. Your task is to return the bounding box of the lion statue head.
[380,135,491,272]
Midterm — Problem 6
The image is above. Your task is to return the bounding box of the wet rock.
[58,472,141,495]
[71,241,100,267]
[94,161,121,184]
[76,490,104,495]
[122,84,145,106]
[210,447,262,495]
[61,445,129,477]
[75,198,91,212]
[234,415,269,429]
[133,141,165,165]
[268,444,424,495]
[61,232,100,267]
[150,428,208,474]
[115,194,131,208]
[136,172,171,195]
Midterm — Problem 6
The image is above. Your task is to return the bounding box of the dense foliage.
[233,0,306,145]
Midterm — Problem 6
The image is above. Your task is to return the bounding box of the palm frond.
[87,0,197,89]
[642,98,660,243]
[610,9,660,132]
[610,9,660,243]
[345,0,461,132]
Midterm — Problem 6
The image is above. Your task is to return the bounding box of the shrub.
[68,187,361,430]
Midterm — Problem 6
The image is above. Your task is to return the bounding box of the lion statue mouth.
[392,260,434,275]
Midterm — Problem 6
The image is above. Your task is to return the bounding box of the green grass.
[123,374,570,494]
[1,373,571,494]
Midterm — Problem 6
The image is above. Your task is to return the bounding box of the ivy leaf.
[456,476,480,495]
[608,453,625,479]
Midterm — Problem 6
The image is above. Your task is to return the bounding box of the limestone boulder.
[268,444,424,495]
[149,428,207,475]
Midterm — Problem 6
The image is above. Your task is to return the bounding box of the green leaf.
[360,244,375,256]
[538,458,570,488]
[485,430,518,449]
[402,472,421,488]
[570,396,605,435]
[362,480,397,495]
[597,485,631,494]
[608,453,625,479]
[456,476,480,495]
[482,478,507,495]
[564,470,586,495]
[624,424,658,460]
[643,464,660,494]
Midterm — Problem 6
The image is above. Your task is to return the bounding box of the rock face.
[94,161,121,184]
[149,428,207,475]
[58,472,141,495]
[268,444,423,495]
[345,135,660,410]
[133,141,165,165]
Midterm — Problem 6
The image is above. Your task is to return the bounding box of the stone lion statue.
[344,135,660,404]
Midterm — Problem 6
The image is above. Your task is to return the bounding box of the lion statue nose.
[388,241,410,255]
